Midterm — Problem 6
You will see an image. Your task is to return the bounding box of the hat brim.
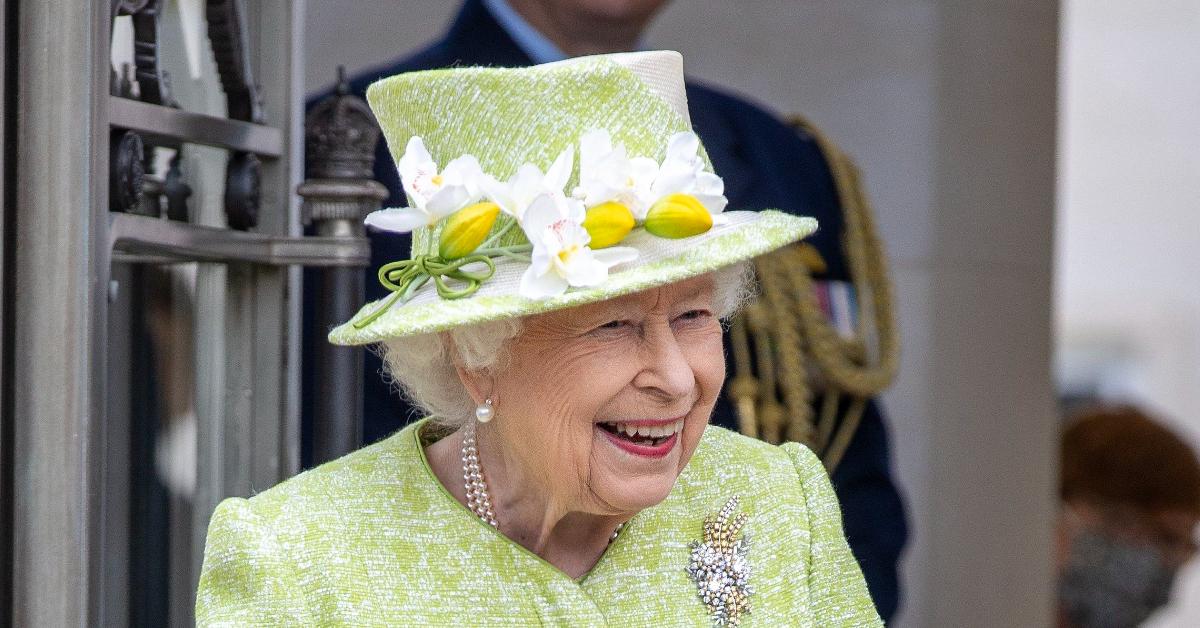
[328,210,817,345]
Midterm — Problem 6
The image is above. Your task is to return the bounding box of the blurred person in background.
[1058,405,1200,628]
[306,0,907,619]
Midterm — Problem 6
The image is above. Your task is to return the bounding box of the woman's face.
[481,274,725,516]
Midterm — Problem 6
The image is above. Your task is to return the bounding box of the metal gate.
[2,1,367,625]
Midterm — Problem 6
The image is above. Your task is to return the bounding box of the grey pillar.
[298,69,386,464]
[12,1,109,625]
[312,219,368,462]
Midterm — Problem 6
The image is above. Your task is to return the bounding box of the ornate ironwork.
[299,66,387,225]
[164,154,192,222]
[205,0,263,124]
[137,173,165,217]
[206,0,264,229]
[109,130,145,213]
[223,152,261,230]
[111,0,179,107]
[305,67,380,181]
[109,0,272,229]
[109,96,283,157]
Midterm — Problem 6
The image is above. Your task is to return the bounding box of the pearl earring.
[475,398,494,423]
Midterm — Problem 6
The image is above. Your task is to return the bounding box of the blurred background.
[1057,3,1200,625]
[4,1,1198,626]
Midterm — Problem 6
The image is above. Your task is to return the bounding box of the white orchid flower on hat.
[631,131,730,239]
[364,136,484,233]
[650,131,728,216]
[573,129,660,220]
[481,145,576,222]
[519,194,638,299]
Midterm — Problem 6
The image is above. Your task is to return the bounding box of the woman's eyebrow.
[673,285,714,304]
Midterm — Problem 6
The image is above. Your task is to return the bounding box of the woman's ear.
[453,362,493,406]
[444,332,493,405]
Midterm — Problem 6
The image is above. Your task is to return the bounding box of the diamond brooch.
[687,496,753,626]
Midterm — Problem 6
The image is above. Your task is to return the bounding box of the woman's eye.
[676,309,710,329]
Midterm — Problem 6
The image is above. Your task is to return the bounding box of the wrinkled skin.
[427,274,724,577]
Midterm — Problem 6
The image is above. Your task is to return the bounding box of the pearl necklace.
[461,423,498,527]
[461,422,624,541]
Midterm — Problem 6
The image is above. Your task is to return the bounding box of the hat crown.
[539,51,690,125]
[333,52,820,345]
[364,51,706,256]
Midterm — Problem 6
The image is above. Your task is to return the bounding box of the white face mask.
[1058,526,1177,628]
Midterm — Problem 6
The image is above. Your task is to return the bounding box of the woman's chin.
[590,424,685,511]
[596,476,677,513]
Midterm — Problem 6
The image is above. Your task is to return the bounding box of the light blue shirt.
[481,0,569,65]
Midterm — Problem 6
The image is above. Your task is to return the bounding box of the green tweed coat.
[196,421,882,626]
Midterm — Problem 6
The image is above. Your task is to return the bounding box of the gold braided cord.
[823,397,867,473]
[817,388,841,451]
[791,117,899,396]
[725,115,899,473]
[728,317,760,439]
[746,303,786,445]
[756,257,816,447]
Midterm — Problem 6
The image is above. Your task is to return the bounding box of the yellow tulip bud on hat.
[644,193,713,239]
[439,202,501,259]
[582,202,636,248]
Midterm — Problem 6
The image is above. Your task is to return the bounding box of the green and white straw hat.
[329,50,817,345]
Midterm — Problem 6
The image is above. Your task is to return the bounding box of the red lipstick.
[598,427,679,458]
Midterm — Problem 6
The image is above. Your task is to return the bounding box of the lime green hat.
[329,51,817,345]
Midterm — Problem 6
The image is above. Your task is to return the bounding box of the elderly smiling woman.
[197,51,881,626]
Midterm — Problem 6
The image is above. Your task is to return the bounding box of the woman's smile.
[596,417,687,458]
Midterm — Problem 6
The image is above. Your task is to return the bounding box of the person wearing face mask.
[1057,405,1200,628]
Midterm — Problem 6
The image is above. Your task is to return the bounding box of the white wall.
[305,2,1060,625]
[1058,2,1200,626]
[1057,1,1200,436]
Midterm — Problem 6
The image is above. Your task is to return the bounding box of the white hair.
[377,262,756,429]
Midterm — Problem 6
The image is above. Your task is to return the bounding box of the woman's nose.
[631,322,695,400]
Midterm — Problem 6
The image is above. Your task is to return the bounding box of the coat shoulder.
[232,426,420,530]
[687,426,826,501]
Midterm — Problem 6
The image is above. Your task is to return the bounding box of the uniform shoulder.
[687,80,769,113]
[686,80,801,135]
[686,79,835,153]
